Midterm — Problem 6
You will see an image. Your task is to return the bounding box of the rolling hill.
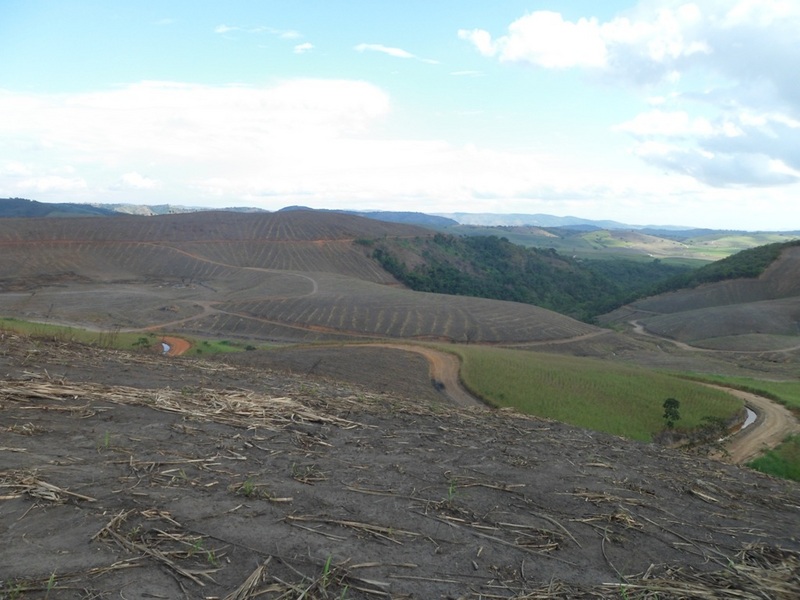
[0,210,599,343]
[600,243,800,351]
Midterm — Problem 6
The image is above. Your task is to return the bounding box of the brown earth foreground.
[1,336,799,599]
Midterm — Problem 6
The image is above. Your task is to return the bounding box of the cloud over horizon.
[460,0,800,189]
[0,79,684,218]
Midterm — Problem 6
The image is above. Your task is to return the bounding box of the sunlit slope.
[602,246,800,349]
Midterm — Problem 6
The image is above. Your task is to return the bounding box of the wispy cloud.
[450,70,483,77]
[214,24,238,34]
[355,43,439,64]
[215,24,301,39]
[294,42,314,54]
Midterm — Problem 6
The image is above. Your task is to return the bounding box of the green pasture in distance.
[0,317,261,355]
[0,317,147,349]
[748,434,800,482]
[682,374,800,411]
[450,345,741,442]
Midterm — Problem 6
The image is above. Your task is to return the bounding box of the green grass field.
[0,317,260,355]
[0,317,151,349]
[681,374,800,411]
[748,435,800,482]
[450,345,742,442]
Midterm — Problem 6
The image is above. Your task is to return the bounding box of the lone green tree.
[663,397,681,429]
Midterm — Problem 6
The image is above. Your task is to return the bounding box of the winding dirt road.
[631,320,799,463]
[375,343,798,464]
[143,334,798,463]
[708,385,800,463]
[368,344,486,409]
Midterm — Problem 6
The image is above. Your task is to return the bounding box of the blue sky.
[2,0,799,229]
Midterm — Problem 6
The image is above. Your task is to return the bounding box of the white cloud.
[355,43,414,59]
[294,42,314,54]
[16,175,87,193]
[214,24,238,34]
[2,161,33,177]
[215,24,300,39]
[118,172,159,190]
[615,110,720,137]
[460,12,607,68]
[276,29,301,40]
[463,1,800,189]
[0,77,795,228]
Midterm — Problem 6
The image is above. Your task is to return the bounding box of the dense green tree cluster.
[369,234,691,321]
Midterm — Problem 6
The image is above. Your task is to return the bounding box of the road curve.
[707,385,800,464]
[367,344,486,409]
[161,336,192,357]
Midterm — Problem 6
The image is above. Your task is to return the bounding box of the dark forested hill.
[0,198,117,218]
[363,233,690,321]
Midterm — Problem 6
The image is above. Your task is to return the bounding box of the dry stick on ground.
[1,380,365,431]
[222,558,271,600]
[93,510,219,588]
[0,470,97,504]
[598,544,799,600]
[285,514,421,544]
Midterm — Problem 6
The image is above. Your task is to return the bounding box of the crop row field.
[212,274,599,343]
[0,210,428,244]
[451,345,742,442]
[0,237,603,344]
[639,298,800,347]
[174,240,394,282]
[0,238,393,286]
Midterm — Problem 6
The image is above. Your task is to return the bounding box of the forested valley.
[363,234,800,322]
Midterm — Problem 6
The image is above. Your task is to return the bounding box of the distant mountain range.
[1,197,795,235]
[433,212,689,230]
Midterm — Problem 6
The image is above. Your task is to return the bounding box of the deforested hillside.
[0,209,602,344]
[601,243,800,350]
[0,209,430,243]
[0,210,427,285]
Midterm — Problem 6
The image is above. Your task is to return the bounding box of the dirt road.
[711,386,800,463]
[161,335,192,356]
[368,344,486,409]
[630,321,799,463]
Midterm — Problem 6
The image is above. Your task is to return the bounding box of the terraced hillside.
[601,245,800,351]
[0,210,599,343]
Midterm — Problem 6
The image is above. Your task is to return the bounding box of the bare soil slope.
[2,336,799,599]
[0,211,601,344]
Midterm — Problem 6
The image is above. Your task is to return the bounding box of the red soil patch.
[161,335,191,356]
